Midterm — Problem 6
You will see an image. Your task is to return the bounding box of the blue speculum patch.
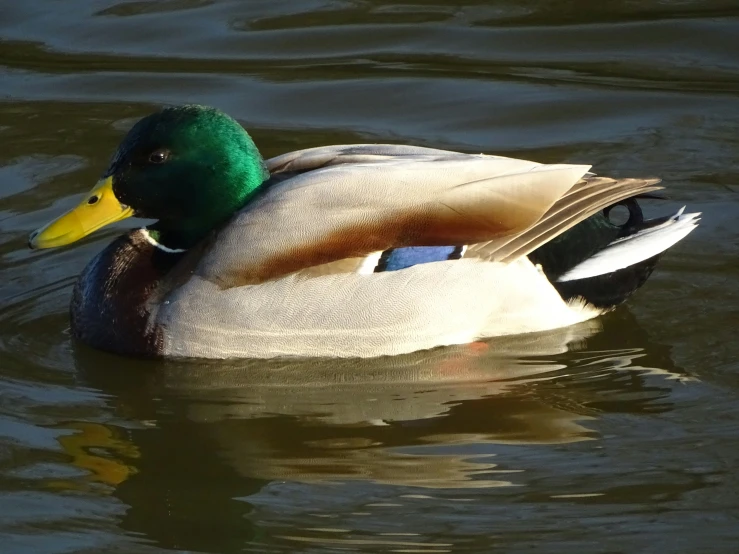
[376,246,463,272]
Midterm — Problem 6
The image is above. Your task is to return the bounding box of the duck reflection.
[68,310,687,552]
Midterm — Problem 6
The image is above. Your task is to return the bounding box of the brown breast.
[70,230,185,357]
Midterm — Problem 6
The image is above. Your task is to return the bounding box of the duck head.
[29,105,270,251]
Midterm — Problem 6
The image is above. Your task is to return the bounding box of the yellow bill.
[29,176,134,249]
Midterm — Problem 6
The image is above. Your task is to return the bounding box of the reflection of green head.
[106,105,270,249]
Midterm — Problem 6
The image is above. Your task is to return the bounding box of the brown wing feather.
[214,206,519,287]
[464,176,662,263]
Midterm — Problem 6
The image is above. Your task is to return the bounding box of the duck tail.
[542,205,699,309]
[556,207,700,283]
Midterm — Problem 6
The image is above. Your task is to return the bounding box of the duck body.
[30,107,699,359]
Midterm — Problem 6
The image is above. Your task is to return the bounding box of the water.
[1,1,738,552]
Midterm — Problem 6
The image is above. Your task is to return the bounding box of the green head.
[29,105,270,251]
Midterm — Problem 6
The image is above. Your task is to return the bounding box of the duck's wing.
[266,144,662,263]
[195,146,593,287]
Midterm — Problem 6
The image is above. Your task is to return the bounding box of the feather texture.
[464,176,662,263]
[198,150,591,287]
[157,257,602,359]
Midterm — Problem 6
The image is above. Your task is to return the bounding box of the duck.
[28,105,699,359]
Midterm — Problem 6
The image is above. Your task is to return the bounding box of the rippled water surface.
[2,1,739,552]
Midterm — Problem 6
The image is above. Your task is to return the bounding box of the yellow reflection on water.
[48,421,139,492]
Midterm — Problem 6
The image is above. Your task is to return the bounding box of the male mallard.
[29,105,699,359]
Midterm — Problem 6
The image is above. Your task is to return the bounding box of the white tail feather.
[557,208,700,282]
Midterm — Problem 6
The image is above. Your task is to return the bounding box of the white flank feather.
[557,208,700,282]
[357,251,383,274]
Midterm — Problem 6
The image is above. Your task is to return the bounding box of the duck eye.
[148,149,171,164]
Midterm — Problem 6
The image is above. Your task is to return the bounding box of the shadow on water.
[50,310,687,552]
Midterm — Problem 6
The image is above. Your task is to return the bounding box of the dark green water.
[1,1,739,552]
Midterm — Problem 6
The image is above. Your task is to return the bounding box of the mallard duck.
[29,105,699,359]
